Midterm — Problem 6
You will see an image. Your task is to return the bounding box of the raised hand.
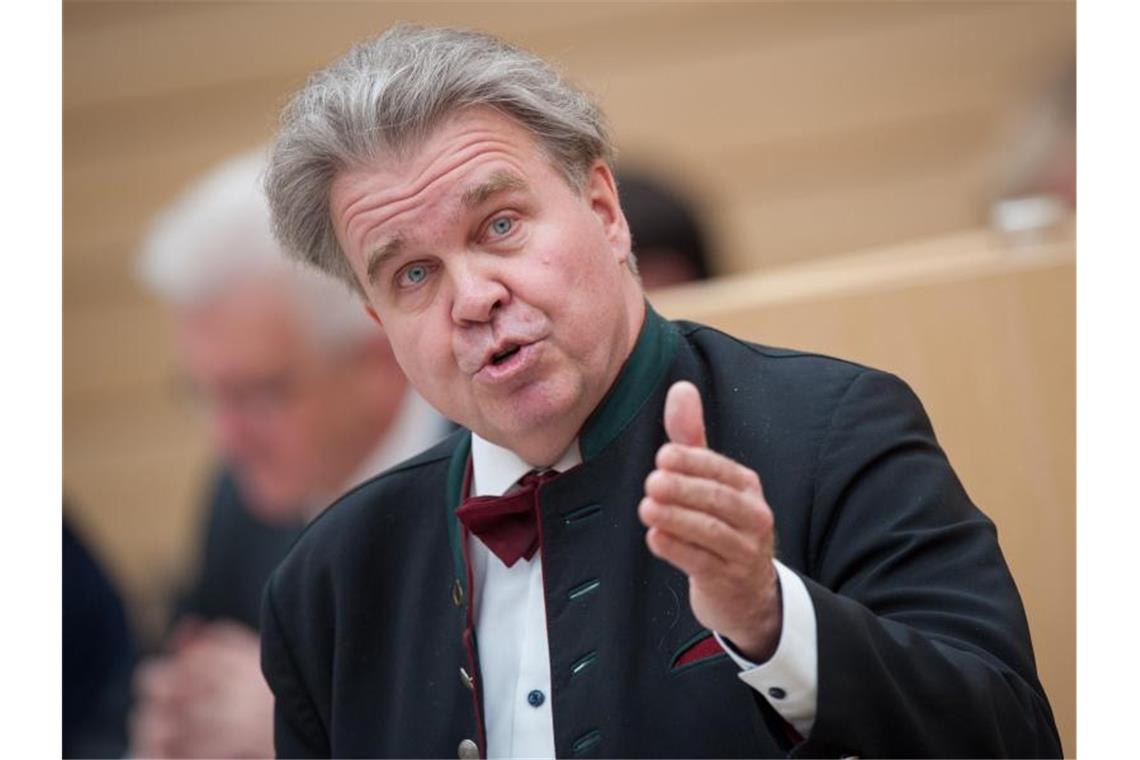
[638,380,782,661]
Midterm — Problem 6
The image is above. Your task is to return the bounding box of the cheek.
[274,406,322,459]
[391,329,452,389]
[553,248,615,315]
[565,223,616,285]
[531,243,593,303]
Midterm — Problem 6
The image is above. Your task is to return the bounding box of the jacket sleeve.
[260,574,330,758]
[790,369,1061,758]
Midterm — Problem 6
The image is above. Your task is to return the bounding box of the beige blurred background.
[63,1,1075,753]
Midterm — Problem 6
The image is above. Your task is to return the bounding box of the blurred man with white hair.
[130,150,448,758]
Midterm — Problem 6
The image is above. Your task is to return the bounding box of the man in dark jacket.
[259,24,1061,758]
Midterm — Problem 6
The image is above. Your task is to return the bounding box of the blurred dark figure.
[617,169,713,289]
[63,514,136,758]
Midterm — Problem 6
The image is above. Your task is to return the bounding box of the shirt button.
[527,689,545,707]
[768,686,787,700]
[457,738,479,759]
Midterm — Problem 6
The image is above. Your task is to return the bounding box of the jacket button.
[768,686,787,700]
[452,579,465,607]
[457,738,479,759]
[527,689,545,707]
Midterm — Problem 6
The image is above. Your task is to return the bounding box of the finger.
[644,469,758,532]
[655,443,764,496]
[664,381,707,448]
[179,695,226,734]
[196,620,259,646]
[639,497,754,564]
[644,525,727,579]
[176,649,232,689]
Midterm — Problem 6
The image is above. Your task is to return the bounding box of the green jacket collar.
[578,302,678,461]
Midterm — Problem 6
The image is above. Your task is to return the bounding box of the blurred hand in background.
[131,619,273,758]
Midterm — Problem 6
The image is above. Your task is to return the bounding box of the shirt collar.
[470,433,582,497]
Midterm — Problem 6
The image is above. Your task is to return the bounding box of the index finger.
[655,443,764,495]
[195,620,259,647]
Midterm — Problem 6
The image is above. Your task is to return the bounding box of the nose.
[450,259,509,324]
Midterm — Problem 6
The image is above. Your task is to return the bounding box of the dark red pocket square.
[672,633,726,669]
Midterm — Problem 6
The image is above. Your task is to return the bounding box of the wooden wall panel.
[63,2,1075,298]
[62,2,1075,753]
[64,2,649,109]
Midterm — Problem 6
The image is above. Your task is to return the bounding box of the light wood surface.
[62,3,1075,754]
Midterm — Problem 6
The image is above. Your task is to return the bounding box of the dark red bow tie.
[456,470,559,567]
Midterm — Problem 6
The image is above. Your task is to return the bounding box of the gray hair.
[137,149,379,350]
[264,24,615,297]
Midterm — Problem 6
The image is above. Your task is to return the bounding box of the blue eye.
[490,216,513,236]
[403,264,428,285]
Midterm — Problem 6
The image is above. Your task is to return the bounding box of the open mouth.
[490,344,521,366]
[475,339,540,384]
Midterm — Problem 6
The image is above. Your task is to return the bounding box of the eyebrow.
[365,234,404,287]
[461,170,528,209]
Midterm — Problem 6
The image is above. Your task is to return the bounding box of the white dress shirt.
[469,433,819,758]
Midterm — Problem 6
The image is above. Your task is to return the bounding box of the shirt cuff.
[714,559,818,738]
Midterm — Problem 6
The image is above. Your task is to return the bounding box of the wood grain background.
[63,1,1075,752]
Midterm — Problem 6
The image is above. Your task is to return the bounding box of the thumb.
[663,381,707,448]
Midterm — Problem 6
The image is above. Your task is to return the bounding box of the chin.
[241,475,310,523]
[488,388,581,450]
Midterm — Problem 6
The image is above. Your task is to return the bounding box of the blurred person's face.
[329,107,644,466]
[175,282,396,520]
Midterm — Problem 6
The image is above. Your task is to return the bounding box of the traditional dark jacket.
[261,307,1061,758]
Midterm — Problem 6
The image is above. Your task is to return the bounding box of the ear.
[364,304,383,327]
[585,161,632,264]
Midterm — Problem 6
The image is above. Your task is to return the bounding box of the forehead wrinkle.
[367,131,523,224]
[461,169,528,209]
[342,133,523,254]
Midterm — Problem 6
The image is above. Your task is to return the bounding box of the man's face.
[175,283,377,519]
[330,107,643,465]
